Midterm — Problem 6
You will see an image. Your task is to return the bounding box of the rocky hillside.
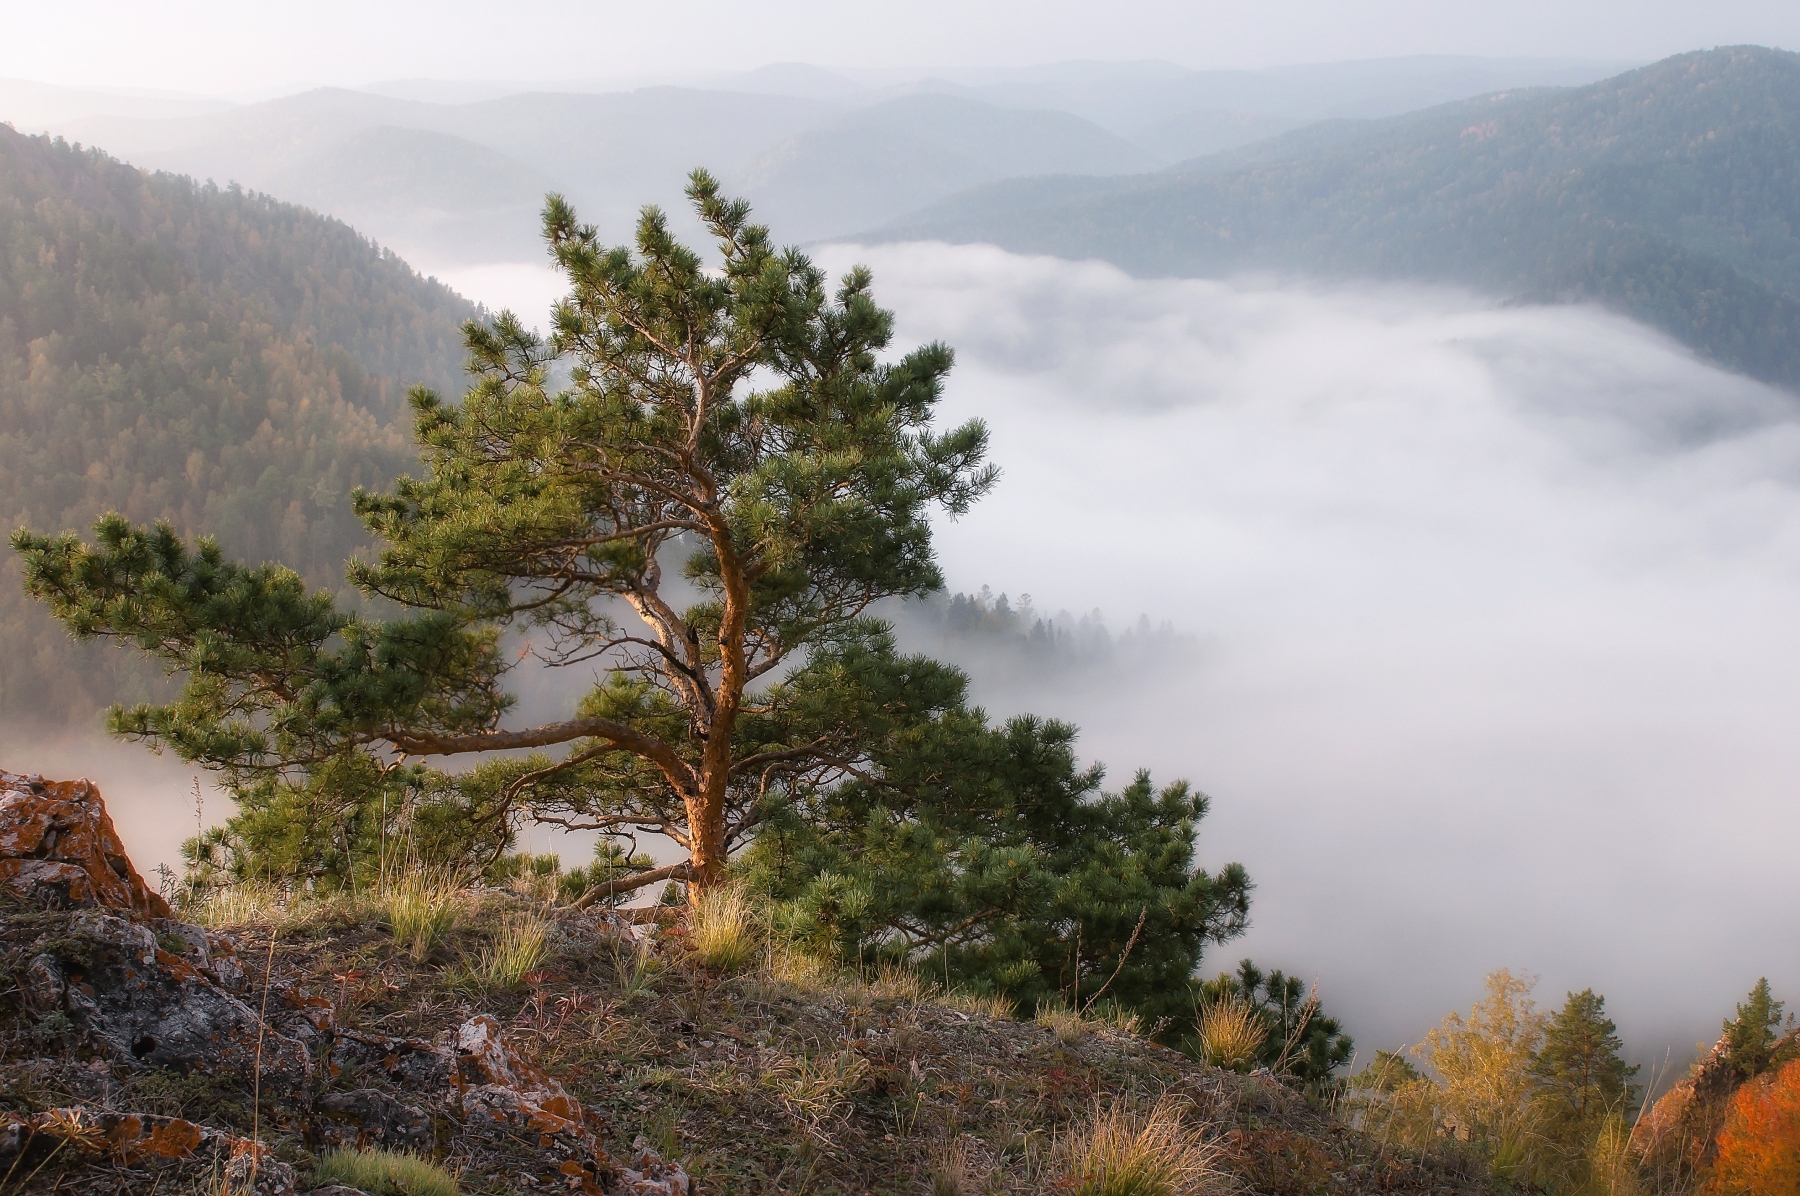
[0,770,1505,1195]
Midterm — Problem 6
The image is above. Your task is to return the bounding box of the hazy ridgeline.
[2,55,1630,273]
[879,48,1800,391]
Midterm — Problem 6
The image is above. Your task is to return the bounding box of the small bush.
[558,841,657,907]
[688,883,757,973]
[469,914,550,987]
[1054,1097,1225,1196]
[381,866,463,960]
[1198,994,1268,1072]
[312,1147,459,1196]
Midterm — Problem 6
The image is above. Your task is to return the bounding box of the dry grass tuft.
[313,1146,460,1196]
[1198,994,1268,1072]
[942,988,1017,1020]
[380,865,463,961]
[765,939,834,988]
[188,882,288,928]
[928,1136,993,1196]
[1038,1003,1090,1045]
[688,883,757,973]
[764,1048,872,1128]
[468,914,550,987]
[869,962,928,1003]
[1036,1002,1142,1045]
[1054,1097,1226,1196]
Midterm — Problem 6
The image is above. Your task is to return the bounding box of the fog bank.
[820,243,1800,1068]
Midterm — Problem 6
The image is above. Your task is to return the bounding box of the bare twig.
[250,928,278,1182]
[1080,907,1148,1015]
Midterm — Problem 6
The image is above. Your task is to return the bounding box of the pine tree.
[13,172,996,896]
[1531,988,1639,1152]
[747,711,1253,1027]
[1722,978,1799,1081]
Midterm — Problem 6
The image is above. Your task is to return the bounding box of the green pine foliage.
[1722,977,1799,1081]
[1530,987,1639,1175]
[0,126,475,723]
[1194,960,1354,1090]
[746,711,1252,1028]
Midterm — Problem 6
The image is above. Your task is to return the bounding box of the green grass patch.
[312,1147,459,1196]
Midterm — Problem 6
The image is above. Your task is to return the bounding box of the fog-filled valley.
[5,11,1800,1190]
[840,244,1800,1064]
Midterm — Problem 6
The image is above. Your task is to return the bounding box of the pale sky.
[9,0,1799,94]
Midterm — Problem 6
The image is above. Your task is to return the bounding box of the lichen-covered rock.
[0,770,172,917]
[29,909,309,1081]
[452,1013,587,1133]
[446,1015,690,1196]
[327,1028,455,1088]
[617,1136,694,1196]
[0,1107,297,1195]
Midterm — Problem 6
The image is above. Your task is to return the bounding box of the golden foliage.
[1416,968,1547,1164]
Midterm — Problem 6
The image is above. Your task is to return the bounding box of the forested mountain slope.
[0,127,476,721]
[878,46,1800,388]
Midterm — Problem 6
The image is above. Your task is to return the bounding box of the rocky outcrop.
[1,769,692,1195]
[1632,1027,1800,1182]
[1,770,313,1081]
[0,770,172,916]
[24,907,310,1081]
[1631,1033,1738,1177]
[0,1107,297,1196]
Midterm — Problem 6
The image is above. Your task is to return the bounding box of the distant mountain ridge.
[737,93,1155,239]
[3,56,1638,271]
[874,47,1800,389]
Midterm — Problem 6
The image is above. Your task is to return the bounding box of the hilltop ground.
[0,888,1515,1195]
[0,774,1508,1196]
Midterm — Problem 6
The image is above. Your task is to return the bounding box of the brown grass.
[1053,1097,1227,1196]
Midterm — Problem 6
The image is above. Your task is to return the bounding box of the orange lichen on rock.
[453,1013,588,1133]
[0,1108,296,1194]
[0,770,171,917]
